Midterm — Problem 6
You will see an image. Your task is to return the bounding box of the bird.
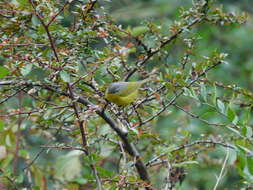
[105,79,149,106]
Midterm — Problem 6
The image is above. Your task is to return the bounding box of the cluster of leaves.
[0,0,252,189]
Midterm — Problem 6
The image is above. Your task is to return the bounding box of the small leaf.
[227,107,238,125]
[0,120,4,131]
[97,167,114,177]
[217,99,225,114]
[60,70,71,82]
[131,26,149,36]
[236,144,253,155]
[242,126,253,138]
[21,64,33,76]
[0,66,9,79]
[200,83,207,102]
[5,134,12,147]
[247,157,253,175]
[72,177,88,185]
[212,84,217,105]
[32,15,40,26]
[242,107,251,125]
[173,160,199,167]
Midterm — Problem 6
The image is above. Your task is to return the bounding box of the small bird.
[105,79,149,106]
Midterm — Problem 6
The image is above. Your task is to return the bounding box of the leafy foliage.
[0,0,252,189]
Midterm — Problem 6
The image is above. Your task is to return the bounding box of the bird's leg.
[116,106,130,128]
[102,100,109,113]
[131,103,143,126]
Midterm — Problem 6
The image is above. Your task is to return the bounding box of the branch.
[28,0,60,62]
[67,83,103,189]
[145,140,234,167]
[173,104,227,127]
[46,1,70,27]
[40,145,86,152]
[141,61,222,125]
[0,80,152,187]
[0,87,26,105]
[124,18,203,81]
[82,0,97,21]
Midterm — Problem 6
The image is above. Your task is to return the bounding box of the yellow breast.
[105,91,138,106]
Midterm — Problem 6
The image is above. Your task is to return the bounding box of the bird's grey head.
[107,82,126,94]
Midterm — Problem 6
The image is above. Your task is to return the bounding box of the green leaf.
[27,67,48,81]
[55,150,82,180]
[0,120,4,131]
[33,186,41,190]
[173,160,199,167]
[0,66,9,79]
[131,26,149,36]
[16,174,24,183]
[217,99,225,114]
[21,64,33,76]
[183,87,199,100]
[242,107,251,125]
[212,84,217,105]
[200,83,207,102]
[77,61,87,75]
[19,149,28,158]
[236,144,253,155]
[97,167,114,177]
[72,177,88,185]
[32,15,40,26]
[227,107,238,125]
[242,126,253,138]
[60,70,71,82]
[17,0,29,6]
[247,157,253,175]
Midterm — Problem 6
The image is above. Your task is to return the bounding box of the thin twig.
[28,0,60,62]
[142,61,222,125]
[46,1,70,27]
[173,104,227,127]
[82,0,97,21]
[124,18,203,81]
[145,140,234,167]
[213,148,229,190]
[0,87,26,105]
[0,43,46,47]
[40,145,86,152]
